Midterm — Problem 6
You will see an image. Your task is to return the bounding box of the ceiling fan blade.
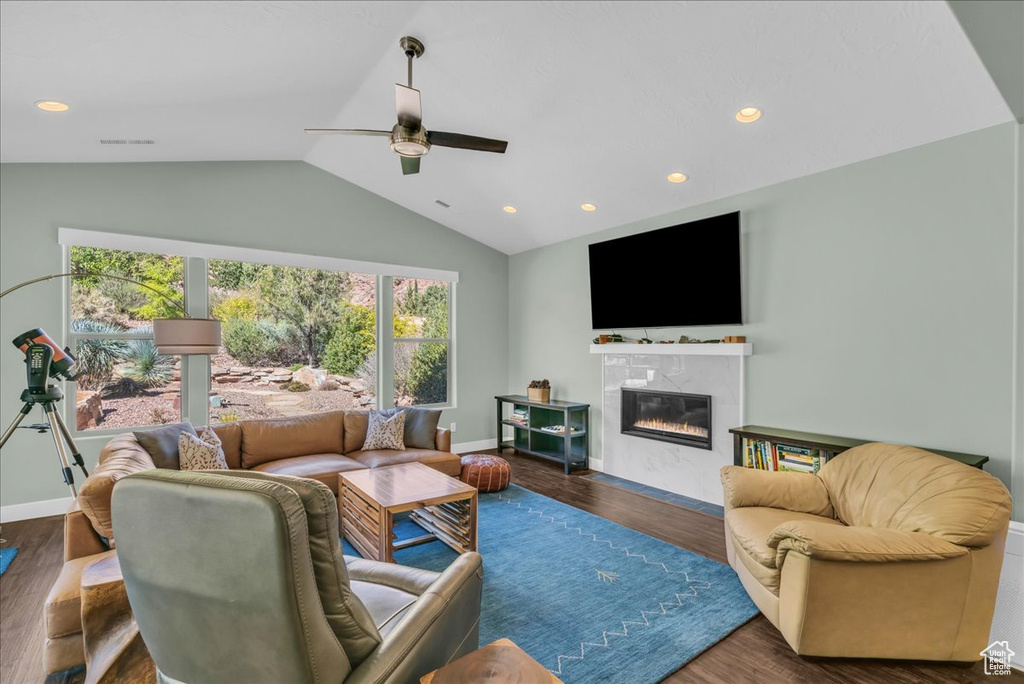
[427,131,508,154]
[395,84,422,128]
[304,128,391,136]
[400,156,421,175]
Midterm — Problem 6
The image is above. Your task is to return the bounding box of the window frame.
[391,278,455,409]
[59,229,459,429]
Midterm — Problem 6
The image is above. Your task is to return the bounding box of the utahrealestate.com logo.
[980,641,1015,676]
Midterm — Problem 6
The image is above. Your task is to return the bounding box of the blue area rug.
[342,485,757,683]
[0,547,18,575]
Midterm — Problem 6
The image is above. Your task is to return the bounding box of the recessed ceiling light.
[667,172,689,184]
[503,205,518,214]
[735,106,762,123]
[35,100,70,112]
[580,203,597,212]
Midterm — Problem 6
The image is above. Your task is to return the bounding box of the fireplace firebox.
[620,388,712,450]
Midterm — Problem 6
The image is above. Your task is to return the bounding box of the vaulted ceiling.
[0,1,1014,254]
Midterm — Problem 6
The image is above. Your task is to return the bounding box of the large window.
[207,259,377,422]
[68,246,185,431]
[64,234,456,433]
[393,278,451,406]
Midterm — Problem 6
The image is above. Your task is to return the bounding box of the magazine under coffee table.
[339,462,478,563]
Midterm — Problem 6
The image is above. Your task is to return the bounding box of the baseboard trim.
[451,438,498,454]
[0,496,73,523]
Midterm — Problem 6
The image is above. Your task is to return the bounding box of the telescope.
[12,328,79,382]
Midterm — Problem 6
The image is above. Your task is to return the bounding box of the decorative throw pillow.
[362,410,406,451]
[134,422,198,470]
[179,427,229,471]
[401,407,442,449]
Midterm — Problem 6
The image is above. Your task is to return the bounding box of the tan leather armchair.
[111,469,483,684]
[721,442,1012,661]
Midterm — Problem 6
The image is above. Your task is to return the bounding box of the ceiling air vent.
[99,139,155,145]
[434,199,450,209]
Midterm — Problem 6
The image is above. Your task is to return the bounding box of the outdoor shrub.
[289,363,304,372]
[71,319,129,388]
[323,303,375,376]
[222,318,286,366]
[217,412,240,423]
[319,380,340,391]
[149,406,177,424]
[286,381,311,392]
[123,339,175,388]
[102,377,147,398]
[212,293,259,322]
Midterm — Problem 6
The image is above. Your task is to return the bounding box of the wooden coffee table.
[339,462,478,563]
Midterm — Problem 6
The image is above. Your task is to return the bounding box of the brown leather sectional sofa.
[44,409,459,675]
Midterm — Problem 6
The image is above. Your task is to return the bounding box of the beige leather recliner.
[721,442,1012,661]
[111,469,483,684]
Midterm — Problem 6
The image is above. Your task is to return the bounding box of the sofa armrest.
[345,552,483,684]
[345,555,440,595]
[768,520,969,567]
[64,501,109,561]
[435,427,451,453]
[720,465,833,517]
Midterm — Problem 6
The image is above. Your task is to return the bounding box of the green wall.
[0,161,509,508]
[509,122,1020,514]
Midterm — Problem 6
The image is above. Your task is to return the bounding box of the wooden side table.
[80,552,156,684]
[421,638,562,683]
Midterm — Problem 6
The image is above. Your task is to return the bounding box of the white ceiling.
[0,1,1014,254]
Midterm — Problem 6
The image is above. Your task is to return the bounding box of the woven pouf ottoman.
[459,454,511,492]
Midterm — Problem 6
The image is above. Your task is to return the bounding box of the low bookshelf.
[496,395,590,474]
[729,425,988,473]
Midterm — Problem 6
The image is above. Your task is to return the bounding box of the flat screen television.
[588,211,741,329]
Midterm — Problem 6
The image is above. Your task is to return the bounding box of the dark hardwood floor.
[0,450,1018,683]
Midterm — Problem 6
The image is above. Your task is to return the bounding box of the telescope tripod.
[0,385,89,497]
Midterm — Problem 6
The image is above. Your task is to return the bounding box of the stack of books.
[508,407,529,428]
[744,439,828,474]
[777,445,823,474]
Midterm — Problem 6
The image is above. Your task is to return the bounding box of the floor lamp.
[0,272,221,496]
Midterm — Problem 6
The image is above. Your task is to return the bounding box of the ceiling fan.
[305,36,508,175]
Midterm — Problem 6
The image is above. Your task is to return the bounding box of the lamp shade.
[152,318,222,355]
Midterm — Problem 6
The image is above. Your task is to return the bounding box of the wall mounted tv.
[588,211,741,330]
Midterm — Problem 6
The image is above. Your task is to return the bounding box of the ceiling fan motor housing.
[390,124,430,157]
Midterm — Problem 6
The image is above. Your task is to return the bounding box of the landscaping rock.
[293,366,327,388]
[211,367,231,377]
[76,392,103,430]
[266,371,293,383]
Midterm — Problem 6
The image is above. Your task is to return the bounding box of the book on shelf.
[539,425,579,435]
[508,407,529,427]
[744,438,828,474]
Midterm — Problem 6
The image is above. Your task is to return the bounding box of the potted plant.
[527,379,551,403]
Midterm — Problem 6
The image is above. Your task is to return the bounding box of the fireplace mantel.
[590,342,752,356]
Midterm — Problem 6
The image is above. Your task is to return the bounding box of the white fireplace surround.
[591,344,751,506]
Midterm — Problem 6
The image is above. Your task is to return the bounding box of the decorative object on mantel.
[527,379,551,403]
[594,333,625,344]
[677,335,721,344]
[723,335,746,343]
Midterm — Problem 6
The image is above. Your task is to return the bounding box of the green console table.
[496,395,590,474]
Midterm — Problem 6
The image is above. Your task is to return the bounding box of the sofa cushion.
[250,453,367,494]
[240,411,345,468]
[210,422,242,469]
[78,434,156,539]
[45,550,118,639]
[401,407,442,449]
[343,410,371,454]
[133,422,197,470]
[726,507,843,568]
[350,448,462,478]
